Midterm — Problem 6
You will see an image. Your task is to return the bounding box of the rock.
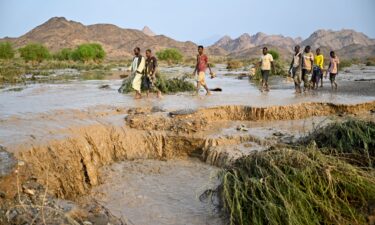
[0,191,5,198]
[99,84,110,89]
[83,221,93,225]
[169,109,197,116]
[273,131,284,137]
[0,146,17,178]
[236,124,248,131]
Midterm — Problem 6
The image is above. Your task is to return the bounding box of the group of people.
[126,44,340,99]
[127,45,214,98]
[258,46,340,93]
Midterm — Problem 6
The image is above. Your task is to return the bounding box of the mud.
[0,64,375,224]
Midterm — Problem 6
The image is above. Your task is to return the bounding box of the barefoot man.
[144,49,162,98]
[256,47,275,92]
[130,47,145,99]
[193,45,214,95]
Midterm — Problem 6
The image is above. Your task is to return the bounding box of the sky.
[0,0,374,45]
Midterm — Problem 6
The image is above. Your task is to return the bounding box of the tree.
[0,42,15,59]
[71,43,106,63]
[156,48,183,64]
[268,49,280,61]
[19,43,50,63]
[54,48,73,61]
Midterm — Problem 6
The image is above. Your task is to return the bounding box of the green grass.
[302,119,375,167]
[202,146,375,225]
[202,119,375,225]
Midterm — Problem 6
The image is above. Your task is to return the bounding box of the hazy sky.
[0,0,374,45]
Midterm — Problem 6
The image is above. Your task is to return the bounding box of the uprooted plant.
[201,146,375,225]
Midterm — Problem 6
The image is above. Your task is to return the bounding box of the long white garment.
[130,56,145,75]
[131,56,145,91]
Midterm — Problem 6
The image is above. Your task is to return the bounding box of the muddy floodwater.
[90,158,223,225]
[0,64,374,225]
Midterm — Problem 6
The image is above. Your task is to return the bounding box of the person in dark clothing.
[143,49,162,98]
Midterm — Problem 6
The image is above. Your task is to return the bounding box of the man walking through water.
[193,45,214,95]
[257,47,275,92]
[130,47,145,99]
[289,45,302,93]
[302,45,314,92]
[312,48,324,89]
[143,49,162,98]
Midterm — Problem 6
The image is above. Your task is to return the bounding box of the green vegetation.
[19,43,50,63]
[268,49,280,61]
[226,60,244,70]
[118,74,195,94]
[339,59,352,70]
[302,119,375,167]
[0,42,15,59]
[71,43,106,63]
[201,119,375,225]
[156,48,183,64]
[366,57,375,66]
[53,48,74,61]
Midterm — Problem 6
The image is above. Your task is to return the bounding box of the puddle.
[90,158,223,225]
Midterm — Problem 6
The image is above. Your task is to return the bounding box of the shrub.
[54,48,73,61]
[156,48,183,64]
[365,57,375,66]
[118,74,195,94]
[19,43,50,63]
[71,43,106,63]
[201,146,375,225]
[226,60,243,70]
[268,49,280,61]
[302,119,375,167]
[0,42,15,59]
[339,59,352,70]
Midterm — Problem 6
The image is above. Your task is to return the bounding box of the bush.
[19,43,50,63]
[118,74,195,94]
[365,57,375,66]
[156,48,183,64]
[268,49,280,61]
[54,48,74,61]
[339,59,352,70]
[201,146,375,225]
[71,43,106,63]
[302,119,375,167]
[226,60,243,70]
[0,42,15,59]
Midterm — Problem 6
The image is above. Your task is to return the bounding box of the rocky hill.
[1,17,374,60]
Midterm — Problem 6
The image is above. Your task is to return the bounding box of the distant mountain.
[212,32,297,52]
[0,17,198,58]
[142,26,156,36]
[301,29,375,50]
[1,17,374,60]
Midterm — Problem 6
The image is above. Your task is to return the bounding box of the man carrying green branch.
[143,49,162,98]
[130,47,145,99]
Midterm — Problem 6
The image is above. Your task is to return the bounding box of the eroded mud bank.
[0,101,374,224]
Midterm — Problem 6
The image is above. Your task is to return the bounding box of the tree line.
[0,42,106,63]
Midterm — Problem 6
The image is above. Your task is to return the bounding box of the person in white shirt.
[256,47,275,92]
[130,47,145,99]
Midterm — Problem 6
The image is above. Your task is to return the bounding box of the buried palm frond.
[118,74,195,94]
[302,119,375,167]
[201,147,375,225]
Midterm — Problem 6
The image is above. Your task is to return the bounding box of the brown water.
[0,64,375,225]
[90,158,223,225]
